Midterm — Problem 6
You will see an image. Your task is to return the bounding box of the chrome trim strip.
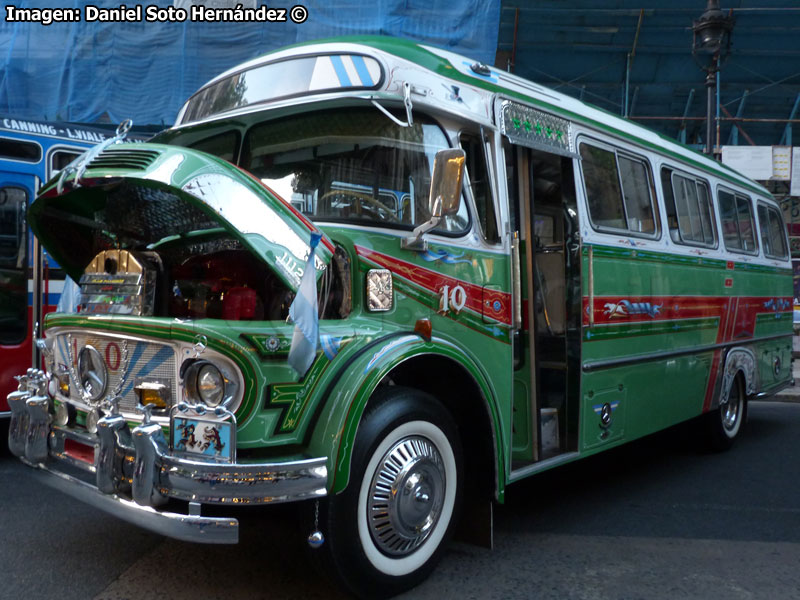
[509,451,581,483]
[582,334,792,373]
[754,378,795,399]
[162,455,328,504]
[24,460,239,544]
[0,411,10,418]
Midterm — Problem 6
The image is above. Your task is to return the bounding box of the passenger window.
[49,150,82,177]
[661,168,715,246]
[580,142,656,236]
[719,190,757,253]
[0,186,27,269]
[0,186,27,345]
[0,137,41,162]
[757,203,788,259]
[460,132,499,243]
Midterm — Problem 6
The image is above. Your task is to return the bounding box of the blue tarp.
[0,0,500,125]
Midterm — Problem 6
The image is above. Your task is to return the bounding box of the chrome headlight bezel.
[182,359,238,409]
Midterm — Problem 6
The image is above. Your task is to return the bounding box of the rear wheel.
[316,387,462,599]
[706,373,746,451]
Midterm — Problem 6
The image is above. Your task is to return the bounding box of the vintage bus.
[7,37,792,598]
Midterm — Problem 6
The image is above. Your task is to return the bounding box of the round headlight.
[197,363,225,407]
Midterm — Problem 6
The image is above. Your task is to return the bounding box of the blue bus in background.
[0,117,153,418]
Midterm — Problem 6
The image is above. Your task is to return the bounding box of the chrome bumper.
[8,381,328,544]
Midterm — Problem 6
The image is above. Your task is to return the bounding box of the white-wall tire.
[314,387,463,598]
[356,419,457,576]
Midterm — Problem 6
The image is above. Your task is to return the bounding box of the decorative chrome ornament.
[307,530,325,548]
[366,269,393,312]
[77,345,108,403]
[54,402,70,427]
[193,334,208,358]
[599,403,613,428]
[85,408,101,434]
[308,499,325,548]
[499,100,575,157]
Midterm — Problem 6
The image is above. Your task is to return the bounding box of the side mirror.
[402,148,466,251]
[428,148,465,218]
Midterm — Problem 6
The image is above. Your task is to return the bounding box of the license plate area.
[64,438,95,465]
[171,416,234,462]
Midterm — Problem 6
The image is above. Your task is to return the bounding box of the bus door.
[526,148,581,460]
[501,102,581,470]
[0,170,35,408]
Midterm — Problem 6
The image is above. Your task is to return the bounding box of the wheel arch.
[721,346,758,405]
[308,334,505,500]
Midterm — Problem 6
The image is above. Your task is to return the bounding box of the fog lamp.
[134,380,170,409]
[57,371,70,396]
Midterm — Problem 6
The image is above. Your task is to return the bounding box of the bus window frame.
[717,185,759,256]
[458,129,501,246]
[577,136,661,241]
[0,136,43,165]
[46,145,87,180]
[661,165,718,250]
[756,200,789,261]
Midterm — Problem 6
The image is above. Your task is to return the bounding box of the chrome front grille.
[87,146,161,171]
[53,331,177,415]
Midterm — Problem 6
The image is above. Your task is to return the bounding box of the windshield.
[240,108,470,234]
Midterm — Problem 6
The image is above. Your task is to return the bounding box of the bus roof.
[175,35,771,199]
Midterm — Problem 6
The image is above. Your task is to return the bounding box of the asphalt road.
[1,401,799,600]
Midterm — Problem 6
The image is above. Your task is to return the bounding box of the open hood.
[29,143,333,292]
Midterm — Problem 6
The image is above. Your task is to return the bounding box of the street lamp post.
[692,0,734,158]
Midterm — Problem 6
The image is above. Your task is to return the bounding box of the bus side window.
[0,137,41,162]
[758,203,789,260]
[49,150,83,177]
[661,167,716,247]
[0,187,26,268]
[719,190,757,254]
[460,133,499,244]
[579,142,657,236]
[0,186,27,345]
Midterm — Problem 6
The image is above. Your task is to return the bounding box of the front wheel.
[316,387,462,599]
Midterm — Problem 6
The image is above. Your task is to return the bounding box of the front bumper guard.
[8,379,328,544]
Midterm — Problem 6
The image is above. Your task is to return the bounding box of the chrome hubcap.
[367,435,445,556]
[721,386,741,432]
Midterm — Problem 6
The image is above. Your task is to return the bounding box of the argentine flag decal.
[288,231,323,378]
[309,55,381,91]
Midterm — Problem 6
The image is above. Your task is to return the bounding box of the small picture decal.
[173,417,232,460]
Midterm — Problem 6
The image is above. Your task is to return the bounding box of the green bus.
[7,36,792,598]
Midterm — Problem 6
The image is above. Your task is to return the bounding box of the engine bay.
[76,235,350,321]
